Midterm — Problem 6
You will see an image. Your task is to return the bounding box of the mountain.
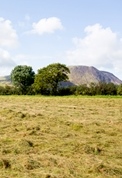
[0,75,11,85]
[0,66,122,86]
[67,66,122,85]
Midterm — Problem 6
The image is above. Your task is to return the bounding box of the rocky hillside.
[68,66,122,85]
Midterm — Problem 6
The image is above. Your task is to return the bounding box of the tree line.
[0,63,122,96]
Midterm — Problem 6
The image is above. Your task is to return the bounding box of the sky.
[0,0,122,79]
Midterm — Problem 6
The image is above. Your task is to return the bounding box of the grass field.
[0,96,122,178]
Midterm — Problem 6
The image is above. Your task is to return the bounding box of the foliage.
[0,86,5,95]
[68,82,117,96]
[75,84,90,95]
[0,62,121,96]
[95,82,117,95]
[117,84,122,95]
[11,65,35,94]
[0,81,120,96]
[0,85,15,95]
[58,87,72,96]
[34,63,70,95]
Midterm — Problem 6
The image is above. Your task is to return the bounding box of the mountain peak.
[68,65,122,85]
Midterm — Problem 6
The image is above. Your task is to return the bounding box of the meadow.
[0,96,122,178]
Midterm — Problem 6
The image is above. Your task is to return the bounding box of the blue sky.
[0,0,122,79]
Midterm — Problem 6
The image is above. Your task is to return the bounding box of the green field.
[0,96,122,178]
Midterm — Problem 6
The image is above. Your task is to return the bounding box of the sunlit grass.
[0,96,122,178]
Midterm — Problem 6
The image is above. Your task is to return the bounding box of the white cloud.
[0,17,18,75]
[29,17,63,35]
[66,24,122,79]
[0,48,16,76]
[0,48,15,66]
[0,17,19,48]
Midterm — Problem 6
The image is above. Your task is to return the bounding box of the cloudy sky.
[0,0,122,79]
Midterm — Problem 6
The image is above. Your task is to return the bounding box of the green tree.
[117,84,122,95]
[106,83,117,95]
[75,84,89,95]
[34,63,70,95]
[11,65,35,94]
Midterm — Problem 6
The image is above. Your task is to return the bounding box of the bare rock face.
[68,66,122,85]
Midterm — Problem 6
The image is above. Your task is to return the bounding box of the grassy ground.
[0,95,122,178]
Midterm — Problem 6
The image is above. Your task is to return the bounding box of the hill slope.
[68,66,122,85]
[0,75,11,85]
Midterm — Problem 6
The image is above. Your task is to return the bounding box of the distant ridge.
[68,66,122,85]
[0,75,11,85]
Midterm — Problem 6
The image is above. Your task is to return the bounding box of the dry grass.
[0,96,122,178]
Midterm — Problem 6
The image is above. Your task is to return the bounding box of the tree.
[117,84,122,95]
[11,65,35,94]
[34,63,70,95]
[75,84,89,95]
[105,83,117,95]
